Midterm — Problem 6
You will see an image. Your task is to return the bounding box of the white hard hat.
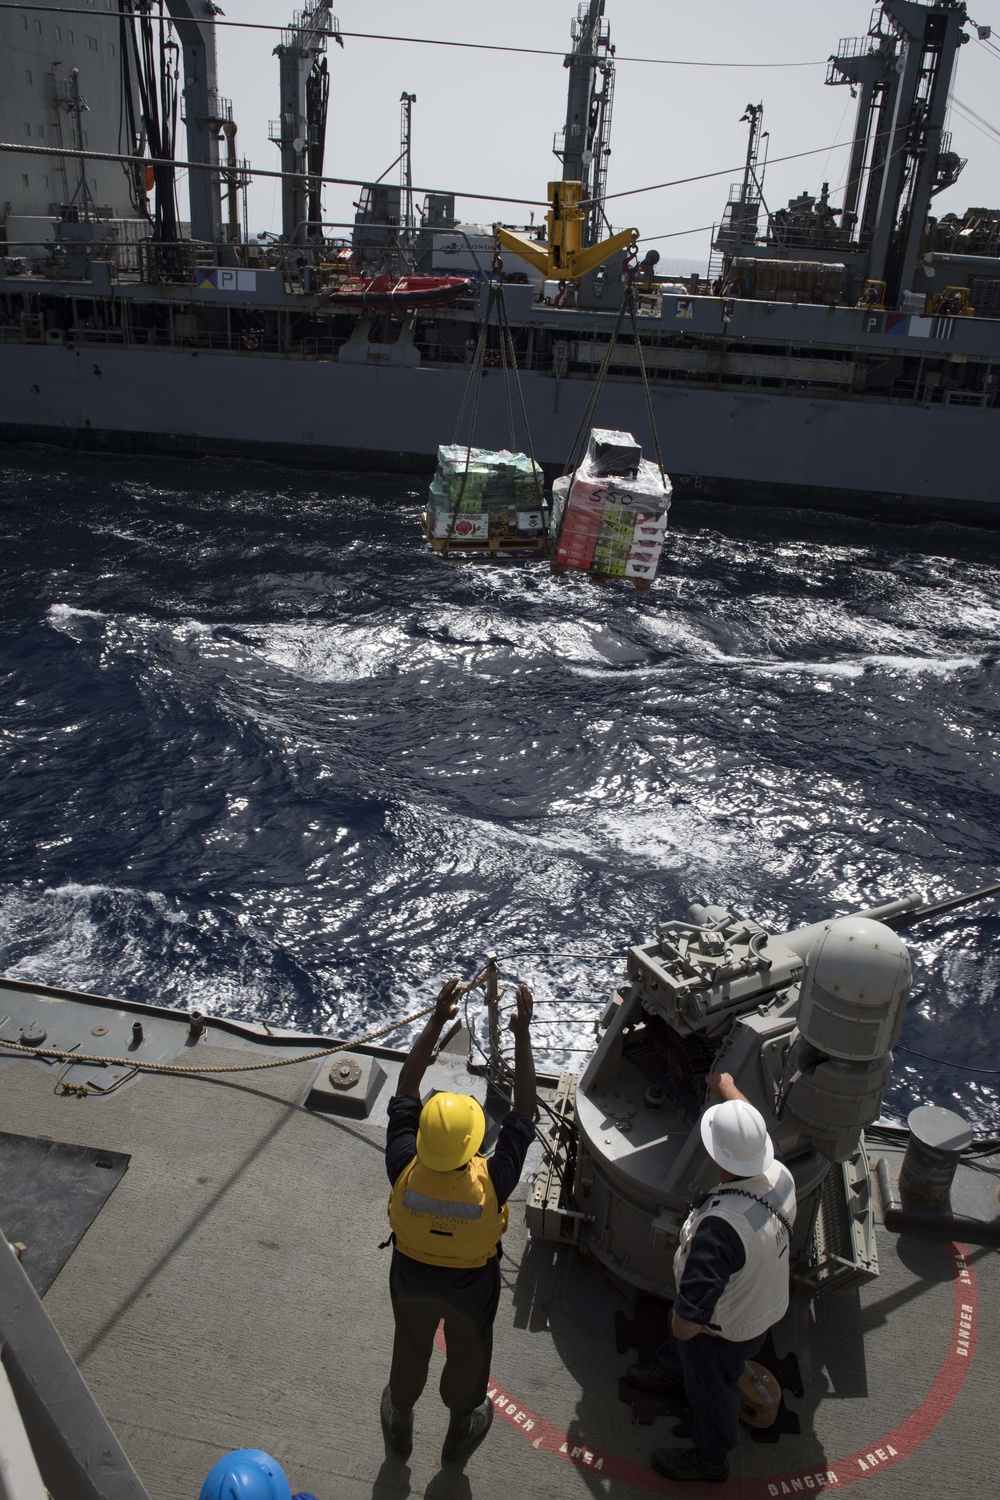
[701,1099,774,1177]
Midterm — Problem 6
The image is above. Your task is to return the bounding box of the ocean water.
[1,449,999,1130]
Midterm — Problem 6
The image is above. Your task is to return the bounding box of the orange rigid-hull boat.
[325,273,475,309]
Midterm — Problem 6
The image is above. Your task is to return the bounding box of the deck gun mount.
[527,900,914,1295]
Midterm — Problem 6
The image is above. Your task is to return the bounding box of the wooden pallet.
[422,517,549,559]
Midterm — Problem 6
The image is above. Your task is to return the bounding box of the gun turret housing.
[528,900,915,1298]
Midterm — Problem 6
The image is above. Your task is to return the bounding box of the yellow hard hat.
[416,1092,486,1173]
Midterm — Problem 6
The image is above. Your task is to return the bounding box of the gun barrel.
[856,894,924,925]
[878,881,1000,930]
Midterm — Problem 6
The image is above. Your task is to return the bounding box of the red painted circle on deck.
[467,1241,978,1495]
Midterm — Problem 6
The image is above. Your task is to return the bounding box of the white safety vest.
[673,1160,796,1343]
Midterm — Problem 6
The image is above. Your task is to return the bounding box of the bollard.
[898,1104,974,1206]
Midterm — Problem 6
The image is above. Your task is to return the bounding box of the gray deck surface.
[0,1026,995,1500]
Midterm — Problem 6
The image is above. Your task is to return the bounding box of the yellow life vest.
[388,1154,508,1268]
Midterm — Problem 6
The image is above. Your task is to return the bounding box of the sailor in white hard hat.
[628,1072,796,1485]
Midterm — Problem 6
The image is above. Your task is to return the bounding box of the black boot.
[651,1447,729,1483]
[441,1398,494,1465]
[380,1385,413,1457]
[625,1361,685,1394]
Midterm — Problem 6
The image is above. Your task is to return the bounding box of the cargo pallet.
[421,517,549,560]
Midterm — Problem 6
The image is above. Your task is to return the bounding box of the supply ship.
[1,0,1000,522]
[1,886,997,1497]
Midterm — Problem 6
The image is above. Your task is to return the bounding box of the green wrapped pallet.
[427,445,544,542]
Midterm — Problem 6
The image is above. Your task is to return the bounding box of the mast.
[554,0,616,246]
[709,103,765,270]
[735,102,764,250]
[68,68,96,218]
[221,111,244,244]
[400,91,417,241]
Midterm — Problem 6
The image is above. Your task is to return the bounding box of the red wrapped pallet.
[550,428,671,588]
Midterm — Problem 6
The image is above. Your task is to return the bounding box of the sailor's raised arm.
[396,978,461,1100]
[508,983,535,1119]
[706,1071,748,1105]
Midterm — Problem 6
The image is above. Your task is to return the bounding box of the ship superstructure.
[710,0,995,315]
[1,0,999,522]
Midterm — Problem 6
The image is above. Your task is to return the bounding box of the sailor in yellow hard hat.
[380,976,535,1467]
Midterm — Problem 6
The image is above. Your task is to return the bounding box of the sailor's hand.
[508,983,533,1038]
[707,1071,739,1101]
[433,977,462,1027]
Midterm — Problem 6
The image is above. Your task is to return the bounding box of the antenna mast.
[400,91,417,238]
[67,68,97,218]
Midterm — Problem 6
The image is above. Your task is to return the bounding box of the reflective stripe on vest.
[402,1190,483,1219]
[673,1160,797,1343]
[389,1154,508,1268]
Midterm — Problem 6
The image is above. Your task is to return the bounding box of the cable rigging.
[0,131,878,222]
[597,138,858,206]
[895,1045,1000,1076]
[950,96,1000,146]
[442,258,544,554]
[0,4,828,67]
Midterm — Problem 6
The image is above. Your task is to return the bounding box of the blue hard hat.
[199,1451,293,1500]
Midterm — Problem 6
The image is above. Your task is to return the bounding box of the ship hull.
[2,341,997,524]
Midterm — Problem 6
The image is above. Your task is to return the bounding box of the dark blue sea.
[2,449,999,1130]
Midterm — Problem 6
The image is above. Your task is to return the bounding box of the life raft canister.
[388,1155,508,1268]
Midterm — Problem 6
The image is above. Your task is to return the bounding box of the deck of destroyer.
[0,980,994,1500]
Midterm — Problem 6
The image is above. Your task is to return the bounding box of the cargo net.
[550,427,671,591]
[422,445,548,555]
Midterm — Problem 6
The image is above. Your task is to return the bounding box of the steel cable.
[894,1044,1000,1076]
[561,291,631,478]
[627,287,667,485]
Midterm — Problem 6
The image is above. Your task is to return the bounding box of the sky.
[215,0,1000,271]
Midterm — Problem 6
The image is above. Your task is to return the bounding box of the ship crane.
[271,0,342,246]
[829,0,970,306]
[496,0,633,286]
[494,182,637,285]
[117,0,227,245]
[709,0,972,309]
[160,0,226,243]
[555,0,617,248]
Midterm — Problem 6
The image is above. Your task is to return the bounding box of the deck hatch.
[0,1131,130,1295]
